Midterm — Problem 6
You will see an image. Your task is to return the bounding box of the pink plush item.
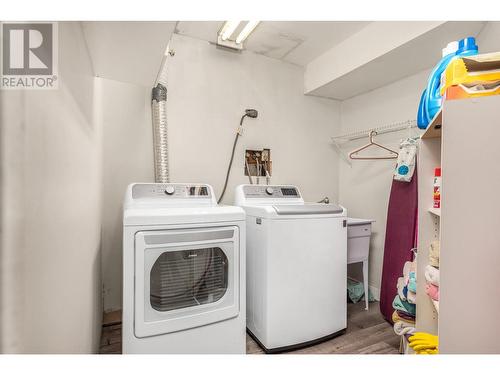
[425,283,439,301]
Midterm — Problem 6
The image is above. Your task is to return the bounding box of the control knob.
[164,186,175,195]
[265,187,274,195]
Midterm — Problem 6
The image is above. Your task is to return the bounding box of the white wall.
[339,70,429,296]
[167,34,341,203]
[99,33,342,312]
[100,78,154,312]
[0,22,102,353]
[477,21,500,53]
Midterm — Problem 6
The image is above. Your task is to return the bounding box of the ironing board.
[379,171,418,323]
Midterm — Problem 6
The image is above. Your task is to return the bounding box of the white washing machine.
[234,184,347,353]
[123,183,246,354]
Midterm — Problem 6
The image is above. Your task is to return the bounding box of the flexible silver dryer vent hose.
[152,83,169,183]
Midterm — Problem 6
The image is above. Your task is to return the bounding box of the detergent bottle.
[416,90,428,128]
[417,37,478,129]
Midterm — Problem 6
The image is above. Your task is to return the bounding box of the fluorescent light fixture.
[220,21,240,41]
[235,21,260,44]
[217,20,260,51]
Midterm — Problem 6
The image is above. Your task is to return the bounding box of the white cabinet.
[416,95,500,354]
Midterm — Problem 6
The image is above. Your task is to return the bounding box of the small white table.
[347,218,375,310]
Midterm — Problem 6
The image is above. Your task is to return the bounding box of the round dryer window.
[150,247,229,312]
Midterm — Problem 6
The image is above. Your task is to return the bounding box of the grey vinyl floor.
[100,301,400,354]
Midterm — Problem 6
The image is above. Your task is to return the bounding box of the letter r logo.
[2,23,53,75]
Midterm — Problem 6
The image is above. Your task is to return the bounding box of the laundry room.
[2,1,500,372]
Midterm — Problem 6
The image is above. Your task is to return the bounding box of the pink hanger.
[349,130,399,160]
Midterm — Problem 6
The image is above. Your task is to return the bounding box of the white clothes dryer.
[123,183,246,354]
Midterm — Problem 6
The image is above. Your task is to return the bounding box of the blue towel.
[392,295,416,316]
[408,271,417,293]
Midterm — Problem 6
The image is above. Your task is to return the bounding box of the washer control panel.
[132,183,213,199]
[242,185,301,199]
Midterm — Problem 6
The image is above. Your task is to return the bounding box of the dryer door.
[134,226,239,338]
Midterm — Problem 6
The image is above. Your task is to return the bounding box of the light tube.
[235,21,260,44]
[220,21,241,41]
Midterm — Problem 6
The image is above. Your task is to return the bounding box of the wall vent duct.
[152,82,169,183]
[151,46,174,183]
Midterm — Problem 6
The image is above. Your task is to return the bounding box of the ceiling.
[81,21,491,100]
[82,21,177,87]
[307,21,487,100]
[174,21,370,66]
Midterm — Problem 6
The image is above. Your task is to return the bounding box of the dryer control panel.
[242,185,301,199]
[131,183,214,200]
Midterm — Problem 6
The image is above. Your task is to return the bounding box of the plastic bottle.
[417,37,479,129]
[418,42,459,128]
[433,168,441,209]
[425,41,459,124]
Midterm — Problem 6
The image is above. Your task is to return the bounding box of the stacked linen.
[428,240,439,268]
[392,258,417,337]
[406,242,441,355]
[425,265,440,301]
[425,241,440,302]
[392,310,416,336]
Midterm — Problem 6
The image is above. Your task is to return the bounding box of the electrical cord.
[245,159,254,185]
[263,161,271,185]
[255,156,260,184]
[217,114,248,203]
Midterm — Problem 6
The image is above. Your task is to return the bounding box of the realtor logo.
[1,22,58,89]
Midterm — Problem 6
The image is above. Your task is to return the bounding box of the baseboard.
[103,309,122,326]
[369,285,381,301]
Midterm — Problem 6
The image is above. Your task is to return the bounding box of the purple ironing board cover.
[379,170,418,323]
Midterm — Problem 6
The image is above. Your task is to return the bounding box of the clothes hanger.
[349,130,399,160]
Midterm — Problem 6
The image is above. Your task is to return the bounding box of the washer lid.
[240,203,346,219]
[273,203,343,215]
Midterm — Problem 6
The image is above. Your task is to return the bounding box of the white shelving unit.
[416,95,500,354]
[416,110,441,338]
[431,300,439,314]
[428,207,441,217]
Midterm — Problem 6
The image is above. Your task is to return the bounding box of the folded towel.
[396,310,416,322]
[391,310,398,323]
[410,258,417,273]
[403,261,412,285]
[407,289,417,304]
[397,277,406,301]
[425,283,439,301]
[392,310,415,324]
[429,240,440,268]
[425,265,440,286]
[408,271,417,293]
[393,295,416,316]
[394,320,416,336]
